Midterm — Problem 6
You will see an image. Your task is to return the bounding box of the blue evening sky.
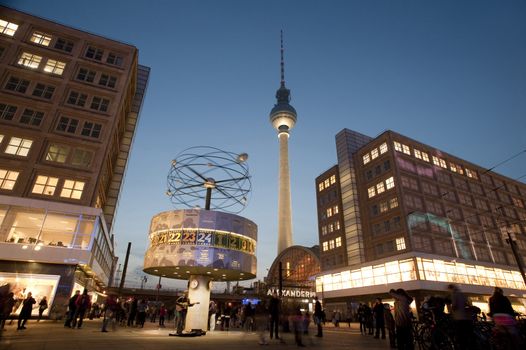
[6,1,526,289]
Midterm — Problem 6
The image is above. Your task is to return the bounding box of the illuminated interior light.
[22,245,28,249]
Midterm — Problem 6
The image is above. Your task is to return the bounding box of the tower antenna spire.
[280,30,285,87]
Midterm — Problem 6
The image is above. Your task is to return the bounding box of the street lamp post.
[503,225,526,287]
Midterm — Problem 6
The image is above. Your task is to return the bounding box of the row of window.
[0,103,43,126]
[76,67,118,89]
[394,140,479,180]
[0,170,85,200]
[326,205,339,218]
[4,75,112,113]
[320,221,341,235]
[371,197,399,216]
[18,51,66,76]
[322,236,342,251]
[1,18,124,66]
[362,142,388,164]
[318,174,336,192]
[0,133,94,168]
[367,176,395,198]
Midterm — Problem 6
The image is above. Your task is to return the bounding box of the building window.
[56,117,79,134]
[5,77,30,93]
[71,148,93,167]
[330,175,336,184]
[32,83,55,99]
[414,149,422,159]
[85,46,103,60]
[46,144,70,163]
[368,186,376,198]
[376,182,385,194]
[19,109,44,126]
[54,38,74,52]
[385,176,395,190]
[396,237,406,251]
[371,148,379,160]
[81,122,102,138]
[327,207,333,217]
[380,201,388,213]
[90,97,110,112]
[0,169,19,190]
[322,241,328,251]
[67,91,87,107]
[43,59,66,75]
[329,240,335,249]
[422,152,429,162]
[99,74,117,88]
[76,68,96,83]
[363,153,370,164]
[329,223,334,232]
[333,205,339,214]
[379,142,388,154]
[439,159,447,168]
[18,52,42,69]
[324,179,330,188]
[432,156,440,166]
[335,221,340,230]
[402,144,411,155]
[318,182,324,192]
[32,175,59,196]
[5,137,32,156]
[30,32,52,46]
[0,103,17,121]
[321,226,327,235]
[106,53,123,66]
[60,179,85,199]
[466,168,478,179]
[0,19,18,36]
[335,237,342,247]
[394,141,402,152]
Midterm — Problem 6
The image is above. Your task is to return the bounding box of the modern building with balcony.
[0,6,149,316]
[315,128,526,315]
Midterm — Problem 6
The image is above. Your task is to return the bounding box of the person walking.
[488,287,521,349]
[1,292,15,330]
[269,292,280,340]
[314,296,323,337]
[389,288,413,350]
[373,298,385,339]
[137,299,147,328]
[72,289,91,329]
[101,294,118,332]
[159,304,167,328]
[447,284,473,350]
[37,296,48,321]
[64,290,80,328]
[358,303,367,334]
[208,300,217,331]
[384,303,396,348]
[17,292,36,330]
[127,297,138,327]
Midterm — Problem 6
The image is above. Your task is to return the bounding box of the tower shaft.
[278,132,293,254]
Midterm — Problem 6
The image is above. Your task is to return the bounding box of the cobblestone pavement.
[1,320,392,350]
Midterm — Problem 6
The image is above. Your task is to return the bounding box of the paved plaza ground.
[1,319,393,350]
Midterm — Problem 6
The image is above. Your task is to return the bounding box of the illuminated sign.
[150,228,256,255]
[267,288,316,298]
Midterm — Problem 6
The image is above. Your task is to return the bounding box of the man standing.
[64,290,80,328]
[373,298,385,339]
[314,296,323,337]
[389,289,413,350]
[17,292,36,330]
[268,292,280,340]
[175,291,193,334]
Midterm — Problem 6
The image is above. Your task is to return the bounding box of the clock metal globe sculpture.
[144,147,257,335]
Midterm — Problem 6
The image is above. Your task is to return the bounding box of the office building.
[0,6,149,316]
[316,129,526,314]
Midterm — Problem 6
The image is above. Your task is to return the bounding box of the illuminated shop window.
[368,186,376,198]
[376,182,385,194]
[32,175,59,196]
[329,239,335,249]
[43,59,66,75]
[363,153,370,164]
[0,169,19,190]
[396,237,406,250]
[335,237,342,247]
[422,152,429,162]
[30,32,52,46]
[46,144,70,163]
[5,137,33,156]
[0,19,18,36]
[322,241,328,251]
[330,175,336,184]
[394,141,402,152]
[318,182,324,192]
[385,176,395,189]
[414,149,422,159]
[18,52,42,69]
[379,142,388,154]
[371,148,379,160]
[402,145,411,155]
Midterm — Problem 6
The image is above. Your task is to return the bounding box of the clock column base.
[185,275,212,333]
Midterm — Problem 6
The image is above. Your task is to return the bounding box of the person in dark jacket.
[17,292,36,330]
[373,298,385,339]
[1,291,16,330]
[72,289,91,329]
[389,288,414,350]
[37,296,48,321]
[314,296,323,337]
[64,290,80,328]
[269,292,280,340]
